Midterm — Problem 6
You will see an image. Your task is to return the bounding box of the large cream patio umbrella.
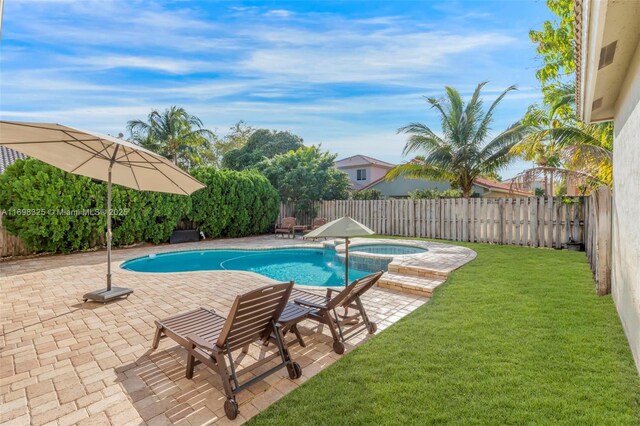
[0,121,205,302]
[305,216,374,286]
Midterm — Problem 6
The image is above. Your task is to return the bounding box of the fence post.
[498,199,505,245]
[596,187,612,295]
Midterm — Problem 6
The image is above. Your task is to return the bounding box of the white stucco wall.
[612,40,640,372]
[337,165,391,189]
[370,166,388,183]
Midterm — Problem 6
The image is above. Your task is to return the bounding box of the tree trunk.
[462,183,473,198]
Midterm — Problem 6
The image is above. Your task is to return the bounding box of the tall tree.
[388,82,525,198]
[256,146,351,211]
[523,0,613,190]
[221,129,304,170]
[529,0,575,111]
[127,106,215,170]
[513,94,612,193]
[213,121,254,167]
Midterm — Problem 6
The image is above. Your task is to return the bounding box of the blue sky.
[0,0,552,178]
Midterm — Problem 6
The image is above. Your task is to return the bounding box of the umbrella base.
[83,287,133,303]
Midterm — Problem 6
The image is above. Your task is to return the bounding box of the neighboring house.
[576,0,640,372]
[0,146,27,174]
[502,176,584,196]
[363,175,531,198]
[334,155,395,190]
[502,177,546,194]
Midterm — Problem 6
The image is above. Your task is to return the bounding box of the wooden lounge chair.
[274,217,296,238]
[152,282,302,420]
[303,217,327,240]
[291,271,383,354]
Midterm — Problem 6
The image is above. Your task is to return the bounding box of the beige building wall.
[369,166,389,183]
[338,165,391,189]
[611,40,640,372]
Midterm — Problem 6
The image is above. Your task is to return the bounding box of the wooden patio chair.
[274,217,296,238]
[303,217,327,240]
[151,282,302,420]
[290,271,383,354]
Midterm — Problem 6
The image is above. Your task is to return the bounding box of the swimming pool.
[120,248,371,287]
[348,244,427,255]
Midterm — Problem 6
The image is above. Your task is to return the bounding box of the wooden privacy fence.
[584,186,612,295]
[0,213,29,257]
[280,197,585,249]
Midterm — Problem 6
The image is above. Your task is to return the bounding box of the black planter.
[170,230,200,244]
[565,242,583,251]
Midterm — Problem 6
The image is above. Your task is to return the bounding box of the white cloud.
[264,9,294,18]
[67,55,213,74]
[0,1,542,176]
[241,31,514,83]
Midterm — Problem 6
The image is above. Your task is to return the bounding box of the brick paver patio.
[1,236,437,425]
[0,236,475,425]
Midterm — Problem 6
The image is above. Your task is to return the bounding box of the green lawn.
[249,240,640,425]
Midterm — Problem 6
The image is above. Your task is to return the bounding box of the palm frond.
[473,84,517,144]
[546,127,612,161]
[385,162,452,182]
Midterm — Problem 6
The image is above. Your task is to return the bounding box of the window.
[356,169,367,181]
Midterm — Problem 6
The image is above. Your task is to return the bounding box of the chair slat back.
[326,271,383,310]
[279,217,296,229]
[217,282,293,351]
[311,218,327,229]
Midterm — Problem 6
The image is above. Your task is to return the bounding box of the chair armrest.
[186,333,216,351]
[325,288,334,298]
[294,298,326,310]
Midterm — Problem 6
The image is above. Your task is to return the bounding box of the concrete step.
[387,263,448,280]
[378,272,446,297]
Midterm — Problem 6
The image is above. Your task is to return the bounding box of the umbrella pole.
[83,147,133,303]
[345,237,349,287]
[106,168,112,291]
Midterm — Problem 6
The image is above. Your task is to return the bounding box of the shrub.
[0,159,191,253]
[408,188,464,199]
[351,189,383,200]
[188,167,279,238]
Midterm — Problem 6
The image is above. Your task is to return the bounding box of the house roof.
[575,0,640,123]
[361,174,387,189]
[0,146,27,174]
[335,154,395,169]
[363,173,531,196]
[366,158,531,195]
[474,177,532,196]
[574,0,584,118]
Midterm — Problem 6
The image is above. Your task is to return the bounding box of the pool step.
[387,263,449,280]
[378,272,445,297]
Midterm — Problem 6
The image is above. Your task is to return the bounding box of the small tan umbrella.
[305,216,375,286]
[0,121,205,302]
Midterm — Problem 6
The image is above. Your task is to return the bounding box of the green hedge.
[188,168,279,238]
[0,160,279,254]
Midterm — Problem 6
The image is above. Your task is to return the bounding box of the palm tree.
[511,83,612,193]
[387,82,525,197]
[511,106,564,195]
[127,106,215,170]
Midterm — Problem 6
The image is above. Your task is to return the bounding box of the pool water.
[121,248,371,287]
[348,244,427,255]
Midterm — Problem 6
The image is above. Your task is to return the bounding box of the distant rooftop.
[335,154,395,169]
[0,146,27,174]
